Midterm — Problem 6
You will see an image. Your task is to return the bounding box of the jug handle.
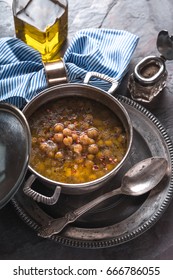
[23,174,61,205]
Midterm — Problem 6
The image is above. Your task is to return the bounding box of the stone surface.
[0,0,14,37]
[1,0,173,260]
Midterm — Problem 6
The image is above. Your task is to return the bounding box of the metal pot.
[22,72,133,205]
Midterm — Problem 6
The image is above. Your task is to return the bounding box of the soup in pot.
[29,96,127,184]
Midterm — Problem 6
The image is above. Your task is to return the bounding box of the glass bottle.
[12,0,68,62]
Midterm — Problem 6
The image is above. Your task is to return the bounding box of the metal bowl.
[22,79,133,205]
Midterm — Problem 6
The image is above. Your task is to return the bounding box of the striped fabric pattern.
[0,37,47,108]
[64,29,139,91]
[0,29,139,108]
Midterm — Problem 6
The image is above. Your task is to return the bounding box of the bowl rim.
[23,83,133,189]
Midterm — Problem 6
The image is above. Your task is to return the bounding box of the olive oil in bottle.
[13,0,68,62]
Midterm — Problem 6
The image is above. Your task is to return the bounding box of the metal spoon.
[38,157,168,238]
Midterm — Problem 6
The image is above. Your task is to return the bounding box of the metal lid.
[0,103,31,209]
[157,30,173,60]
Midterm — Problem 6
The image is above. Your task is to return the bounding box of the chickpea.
[54,123,64,132]
[47,151,55,158]
[82,122,90,130]
[40,140,57,154]
[55,151,64,160]
[96,151,104,160]
[103,149,112,158]
[53,133,64,143]
[102,131,110,139]
[105,139,113,147]
[63,128,72,136]
[84,114,93,123]
[75,156,84,164]
[73,144,83,154]
[87,127,99,139]
[88,138,95,145]
[72,133,78,142]
[64,120,71,127]
[39,142,48,152]
[87,154,94,160]
[31,137,37,144]
[65,150,73,160]
[68,123,76,130]
[97,139,104,147]
[88,144,99,154]
[63,136,73,146]
[38,137,46,143]
[79,133,90,145]
[47,140,57,151]
[84,159,94,169]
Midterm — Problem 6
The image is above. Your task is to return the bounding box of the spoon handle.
[38,187,122,238]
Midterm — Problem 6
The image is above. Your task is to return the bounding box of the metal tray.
[12,95,173,249]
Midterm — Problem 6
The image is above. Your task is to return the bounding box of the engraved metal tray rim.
[11,96,173,249]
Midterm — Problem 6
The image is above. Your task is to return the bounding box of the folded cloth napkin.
[0,28,139,108]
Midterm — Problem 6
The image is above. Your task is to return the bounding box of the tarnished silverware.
[38,157,168,238]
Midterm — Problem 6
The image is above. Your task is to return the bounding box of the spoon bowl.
[121,157,168,196]
[38,157,168,238]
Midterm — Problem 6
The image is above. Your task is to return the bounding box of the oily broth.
[29,96,127,184]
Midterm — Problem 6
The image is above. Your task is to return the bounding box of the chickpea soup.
[29,96,127,184]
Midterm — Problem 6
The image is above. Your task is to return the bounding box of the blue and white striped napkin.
[0,28,139,108]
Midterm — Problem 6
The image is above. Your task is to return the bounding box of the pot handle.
[83,72,118,94]
[23,174,61,205]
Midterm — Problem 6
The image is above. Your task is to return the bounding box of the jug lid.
[157,30,173,60]
[0,103,31,209]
